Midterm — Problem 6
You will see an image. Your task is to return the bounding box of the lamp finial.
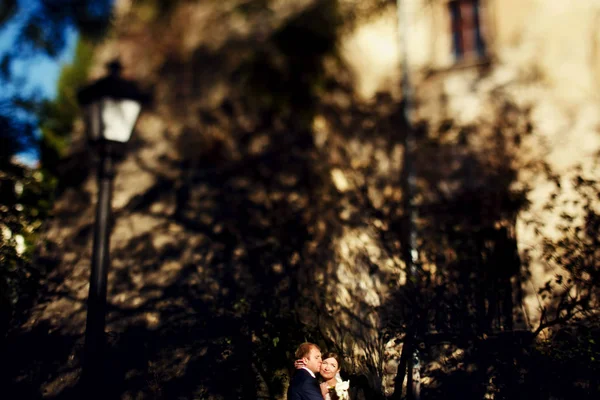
[107,60,122,76]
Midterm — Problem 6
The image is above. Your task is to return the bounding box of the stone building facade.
[342,0,600,332]
[16,0,599,398]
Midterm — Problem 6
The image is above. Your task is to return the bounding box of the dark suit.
[287,368,323,400]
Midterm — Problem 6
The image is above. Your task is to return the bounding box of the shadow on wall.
[298,70,545,397]
[3,1,348,399]
[3,0,598,399]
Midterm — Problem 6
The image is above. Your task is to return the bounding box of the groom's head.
[295,342,322,374]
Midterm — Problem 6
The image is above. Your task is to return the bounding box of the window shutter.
[449,0,487,62]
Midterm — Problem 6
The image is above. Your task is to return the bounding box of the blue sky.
[0,8,78,100]
[0,2,78,164]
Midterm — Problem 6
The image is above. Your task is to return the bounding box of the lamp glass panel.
[84,102,102,141]
[100,98,141,143]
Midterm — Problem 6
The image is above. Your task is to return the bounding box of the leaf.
[0,0,17,26]
[0,54,10,80]
[273,337,279,348]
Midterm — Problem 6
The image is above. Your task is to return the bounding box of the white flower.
[15,234,25,255]
[335,380,350,400]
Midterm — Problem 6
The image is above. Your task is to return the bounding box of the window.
[449,0,487,61]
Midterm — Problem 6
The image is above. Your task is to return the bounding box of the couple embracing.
[287,342,350,400]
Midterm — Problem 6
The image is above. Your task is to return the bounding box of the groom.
[287,342,323,400]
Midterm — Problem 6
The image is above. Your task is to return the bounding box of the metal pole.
[398,0,418,284]
[410,346,421,400]
[82,147,114,392]
[396,0,421,399]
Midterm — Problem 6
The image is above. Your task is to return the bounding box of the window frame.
[448,0,488,63]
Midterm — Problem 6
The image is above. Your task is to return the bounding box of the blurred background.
[1,0,599,399]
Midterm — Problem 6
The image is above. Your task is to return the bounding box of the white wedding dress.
[324,372,345,400]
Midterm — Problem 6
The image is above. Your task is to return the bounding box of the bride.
[296,352,350,400]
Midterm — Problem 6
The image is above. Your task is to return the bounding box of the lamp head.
[77,60,149,145]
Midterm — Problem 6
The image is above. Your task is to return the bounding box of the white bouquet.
[335,379,350,400]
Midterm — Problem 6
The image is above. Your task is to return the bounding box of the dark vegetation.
[0,0,599,399]
[0,0,111,340]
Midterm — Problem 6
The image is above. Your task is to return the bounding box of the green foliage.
[0,9,96,339]
[536,326,599,367]
[533,324,600,397]
[0,112,46,338]
[39,38,94,171]
[0,164,55,338]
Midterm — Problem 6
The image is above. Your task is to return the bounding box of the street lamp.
[393,1,421,399]
[77,60,147,390]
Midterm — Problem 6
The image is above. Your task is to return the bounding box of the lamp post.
[77,60,146,391]
[395,1,421,399]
